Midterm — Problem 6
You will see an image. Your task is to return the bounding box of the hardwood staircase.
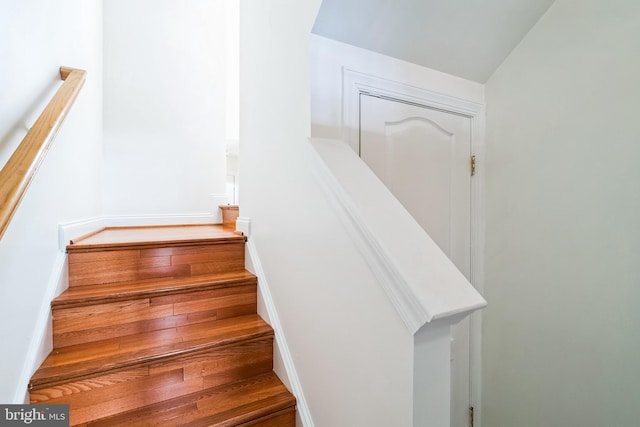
[29,224,296,426]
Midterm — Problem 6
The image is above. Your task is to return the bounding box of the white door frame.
[342,68,486,426]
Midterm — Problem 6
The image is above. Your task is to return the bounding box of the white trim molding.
[13,251,68,403]
[58,216,105,250]
[235,217,251,236]
[342,68,485,153]
[310,145,430,333]
[310,138,486,335]
[310,137,485,427]
[104,213,217,228]
[242,220,314,427]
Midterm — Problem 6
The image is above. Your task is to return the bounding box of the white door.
[359,93,473,427]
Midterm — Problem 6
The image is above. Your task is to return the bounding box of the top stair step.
[69,224,245,252]
[66,225,248,287]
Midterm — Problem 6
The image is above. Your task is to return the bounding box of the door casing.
[342,68,487,426]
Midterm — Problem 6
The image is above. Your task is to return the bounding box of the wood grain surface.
[30,225,295,426]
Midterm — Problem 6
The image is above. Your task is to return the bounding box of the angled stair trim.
[310,144,428,333]
[58,216,105,251]
[244,228,315,427]
[310,138,487,334]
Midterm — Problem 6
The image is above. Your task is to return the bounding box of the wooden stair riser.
[31,338,274,426]
[31,225,295,425]
[68,242,246,287]
[53,284,257,348]
[31,315,272,389]
[220,205,240,228]
[237,407,296,427]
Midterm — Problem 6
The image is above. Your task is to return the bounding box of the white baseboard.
[243,224,314,427]
[235,217,251,236]
[58,216,105,250]
[13,251,68,403]
[104,213,217,227]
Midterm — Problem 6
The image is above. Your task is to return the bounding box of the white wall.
[484,0,640,425]
[240,2,416,425]
[310,34,485,141]
[103,0,229,216]
[0,0,103,402]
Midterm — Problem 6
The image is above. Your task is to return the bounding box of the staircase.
[29,224,296,426]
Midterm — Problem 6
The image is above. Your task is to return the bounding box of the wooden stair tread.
[30,219,295,424]
[30,315,272,389]
[53,270,257,308]
[68,224,246,252]
[83,372,295,427]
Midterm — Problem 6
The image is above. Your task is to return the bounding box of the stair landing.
[70,224,243,249]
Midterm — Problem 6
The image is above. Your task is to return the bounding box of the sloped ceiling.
[312,0,555,82]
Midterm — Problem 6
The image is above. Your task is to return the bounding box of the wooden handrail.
[0,66,86,239]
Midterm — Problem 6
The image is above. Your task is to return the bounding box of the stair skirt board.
[29,224,296,426]
[14,251,68,403]
[245,236,314,427]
